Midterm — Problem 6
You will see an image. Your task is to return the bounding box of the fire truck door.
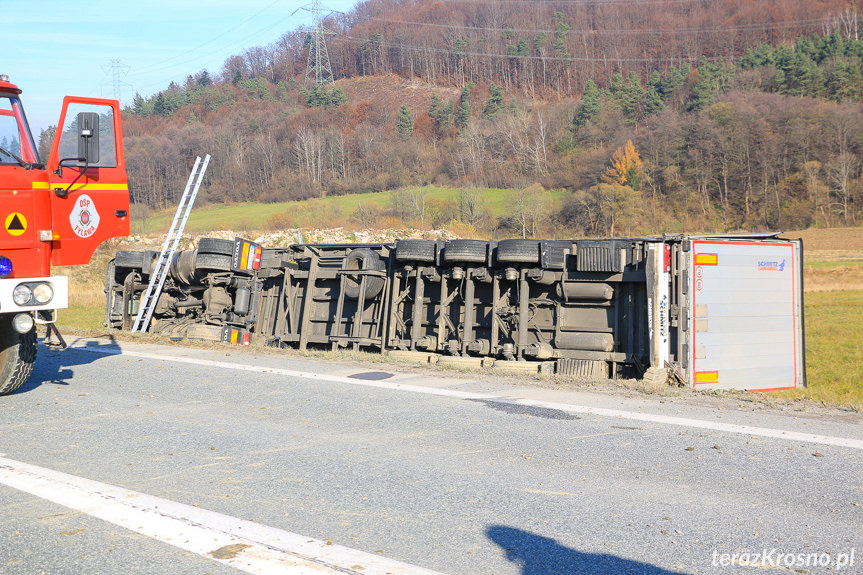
[45,97,129,267]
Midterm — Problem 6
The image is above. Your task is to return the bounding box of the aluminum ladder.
[131,154,211,333]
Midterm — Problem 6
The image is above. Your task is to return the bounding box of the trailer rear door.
[687,239,804,391]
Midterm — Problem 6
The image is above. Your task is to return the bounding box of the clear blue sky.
[7,0,357,134]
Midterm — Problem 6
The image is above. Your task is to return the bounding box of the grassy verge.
[776,290,863,407]
[138,186,567,235]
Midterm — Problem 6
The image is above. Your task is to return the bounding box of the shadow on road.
[487,525,689,575]
[16,336,123,395]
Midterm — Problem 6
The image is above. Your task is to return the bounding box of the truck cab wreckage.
[105,234,805,391]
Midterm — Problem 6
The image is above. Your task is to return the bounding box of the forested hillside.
[70,0,863,236]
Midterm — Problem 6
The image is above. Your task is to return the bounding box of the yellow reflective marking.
[694,370,719,384]
[694,253,718,265]
[32,182,128,191]
[5,212,27,236]
[241,243,250,269]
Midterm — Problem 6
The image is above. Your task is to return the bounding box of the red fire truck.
[0,74,129,394]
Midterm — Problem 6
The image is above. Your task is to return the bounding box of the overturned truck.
[105,235,805,391]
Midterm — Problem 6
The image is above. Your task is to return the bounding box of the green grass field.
[137,186,567,234]
[782,290,863,406]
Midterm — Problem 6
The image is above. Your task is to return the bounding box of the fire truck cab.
[0,74,129,395]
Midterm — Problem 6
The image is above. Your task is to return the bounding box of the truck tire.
[343,248,386,300]
[198,238,235,256]
[496,239,541,264]
[114,250,145,269]
[442,240,487,265]
[0,317,37,396]
[195,252,232,272]
[170,250,201,285]
[394,239,435,263]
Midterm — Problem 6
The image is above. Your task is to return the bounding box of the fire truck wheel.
[394,240,436,263]
[195,252,232,272]
[198,238,235,256]
[343,249,386,300]
[114,250,146,269]
[496,239,541,264]
[0,316,37,396]
[442,240,488,264]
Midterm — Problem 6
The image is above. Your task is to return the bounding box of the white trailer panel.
[687,240,804,391]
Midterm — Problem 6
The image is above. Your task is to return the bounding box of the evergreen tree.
[301,85,348,108]
[152,93,167,116]
[329,86,348,107]
[573,80,600,128]
[428,94,441,123]
[131,93,152,117]
[659,64,690,99]
[456,82,475,129]
[607,72,646,124]
[397,104,414,140]
[644,71,666,114]
[483,83,505,118]
[438,101,454,130]
[552,11,571,61]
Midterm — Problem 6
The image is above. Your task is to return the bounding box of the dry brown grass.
[784,226,863,250]
[783,227,863,292]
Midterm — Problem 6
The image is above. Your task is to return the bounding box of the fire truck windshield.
[0,94,40,167]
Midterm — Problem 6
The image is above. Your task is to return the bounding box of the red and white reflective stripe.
[253,246,262,270]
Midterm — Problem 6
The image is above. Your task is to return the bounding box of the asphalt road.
[1,337,861,574]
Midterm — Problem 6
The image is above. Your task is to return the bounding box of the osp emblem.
[69,194,101,238]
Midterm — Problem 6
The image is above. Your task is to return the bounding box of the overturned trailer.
[104,235,805,391]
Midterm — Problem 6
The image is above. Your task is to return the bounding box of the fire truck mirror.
[77,112,100,164]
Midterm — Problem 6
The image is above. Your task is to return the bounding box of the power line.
[133,0,286,74]
[435,0,717,5]
[359,16,835,36]
[338,33,727,63]
[129,12,301,94]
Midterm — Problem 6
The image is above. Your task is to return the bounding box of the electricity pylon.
[102,59,131,103]
[294,0,337,85]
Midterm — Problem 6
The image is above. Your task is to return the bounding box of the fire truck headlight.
[12,313,34,334]
[0,257,11,278]
[33,283,54,304]
[12,284,33,306]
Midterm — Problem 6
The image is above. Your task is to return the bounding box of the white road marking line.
[76,344,863,451]
[0,456,446,575]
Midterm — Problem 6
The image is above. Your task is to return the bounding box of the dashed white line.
[75,342,863,451]
[0,456,446,575]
